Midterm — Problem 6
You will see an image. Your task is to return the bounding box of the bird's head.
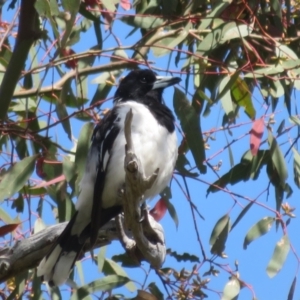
[114,69,181,103]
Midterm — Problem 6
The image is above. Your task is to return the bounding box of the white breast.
[101,101,177,208]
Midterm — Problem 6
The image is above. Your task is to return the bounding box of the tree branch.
[0,220,120,283]
[0,0,40,121]
[118,109,166,269]
[12,60,143,99]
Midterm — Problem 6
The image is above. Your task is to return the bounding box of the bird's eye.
[140,77,147,83]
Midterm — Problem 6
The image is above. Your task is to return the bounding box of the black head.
[114,69,181,103]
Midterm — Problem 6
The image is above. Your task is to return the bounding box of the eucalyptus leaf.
[243,217,274,249]
[266,235,290,278]
[0,155,38,202]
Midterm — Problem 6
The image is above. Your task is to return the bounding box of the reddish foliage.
[83,0,99,7]
[250,118,264,156]
[150,198,167,221]
[120,0,131,10]
[36,157,46,179]
[0,223,19,237]
[61,48,78,69]
[219,2,248,20]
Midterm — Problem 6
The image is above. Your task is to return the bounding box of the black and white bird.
[37,69,181,286]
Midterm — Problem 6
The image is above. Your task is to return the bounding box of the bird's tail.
[37,211,88,287]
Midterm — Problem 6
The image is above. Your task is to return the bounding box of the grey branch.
[0,220,120,283]
[117,109,166,269]
[12,60,142,99]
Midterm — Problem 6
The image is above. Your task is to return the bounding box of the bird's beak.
[152,76,181,90]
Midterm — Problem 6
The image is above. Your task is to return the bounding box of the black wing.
[89,109,123,246]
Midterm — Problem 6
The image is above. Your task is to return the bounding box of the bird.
[37,69,181,286]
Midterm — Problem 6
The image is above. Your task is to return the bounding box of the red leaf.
[120,0,131,10]
[150,198,167,221]
[0,223,19,237]
[219,2,249,20]
[61,48,78,69]
[84,0,99,7]
[36,157,46,179]
[250,118,264,156]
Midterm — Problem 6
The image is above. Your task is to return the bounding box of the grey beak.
[152,76,181,90]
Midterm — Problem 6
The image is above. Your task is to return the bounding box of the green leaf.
[161,0,178,15]
[207,163,251,195]
[210,214,231,256]
[173,87,206,173]
[11,193,24,213]
[290,115,300,126]
[198,2,230,30]
[210,214,230,246]
[243,217,274,249]
[75,123,94,194]
[13,136,28,159]
[112,253,140,268]
[218,76,234,117]
[97,246,107,273]
[9,98,37,112]
[60,0,81,48]
[91,83,113,105]
[33,218,46,234]
[75,260,85,285]
[275,186,284,214]
[287,276,297,300]
[249,150,271,180]
[175,154,198,177]
[197,20,252,55]
[231,78,255,119]
[23,73,33,89]
[103,259,136,292]
[266,235,290,278]
[276,119,285,135]
[0,207,14,224]
[270,78,284,98]
[63,156,76,183]
[167,249,200,263]
[153,24,191,57]
[244,65,285,78]
[78,3,98,22]
[222,277,240,300]
[270,0,282,18]
[292,148,300,188]
[70,275,130,299]
[267,131,288,187]
[35,0,60,41]
[56,102,72,141]
[197,20,226,54]
[50,286,62,300]
[121,15,164,29]
[0,155,38,202]
[231,201,254,231]
[92,70,121,84]
[166,197,179,229]
[220,22,252,43]
[35,0,60,17]
[101,0,116,11]
[148,282,164,300]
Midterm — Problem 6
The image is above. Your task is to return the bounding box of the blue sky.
[1,2,300,299]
